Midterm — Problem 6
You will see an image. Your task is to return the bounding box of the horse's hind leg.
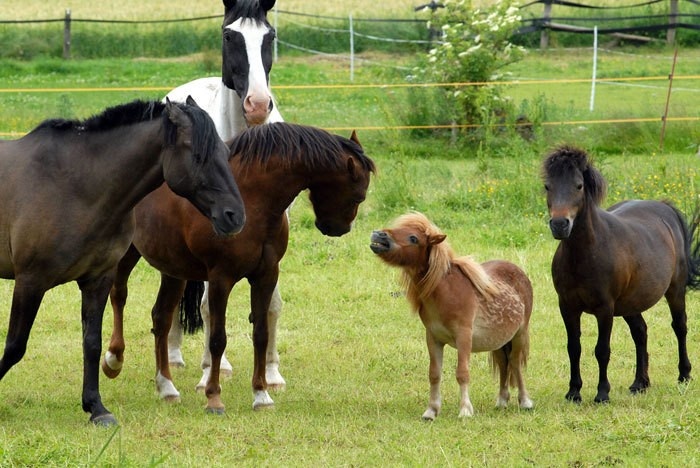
[665,286,692,382]
[491,346,510,408]
[103,244,141,379]
[509,329,533,409]
[0,278,46,381]
[265,282,286,390]
[622,314,650,393]
[152,275,187,402]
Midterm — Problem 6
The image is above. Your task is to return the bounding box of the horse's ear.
[429,234,447,245]
[260,0,276,12]
[223,0,236,11]
[347,157,359,181]
[165,98,190,128]
[350,130,361,146]
[185,95,200,108]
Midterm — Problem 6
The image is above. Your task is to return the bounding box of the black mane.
[229,122,376,174]
[29,99,222,165]
[542,145,607,206]
[32,100,167,134]
[223,0,273,26]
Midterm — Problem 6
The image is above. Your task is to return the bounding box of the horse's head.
[308,131,375,236]
[542,145,606,239]
[162,97,246,237]
[370,212,447,271]
[221,0,276,126]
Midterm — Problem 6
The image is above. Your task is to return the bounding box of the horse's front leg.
[593,310,614,403]
[560,306,583,403]
[203,277,235,414]
[151,275,187,402]
[102,244,142,379]
[422,331,444,421]
[197,281,234,392]
[623,314,650,394]
[78,274,118,426]
[455,332,474,418]
[249,272,277,410]
[265,282,286,390]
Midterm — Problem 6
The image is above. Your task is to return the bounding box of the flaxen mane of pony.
[391,213,499,312]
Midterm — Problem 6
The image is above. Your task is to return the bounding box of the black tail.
[179,280,205,334]
[682,207,700,290]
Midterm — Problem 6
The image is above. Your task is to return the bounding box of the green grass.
[0,147,698,465]
[0,49,699,465]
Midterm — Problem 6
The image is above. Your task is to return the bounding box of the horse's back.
[483,260,533,322]
[606,199,686,270]
[165,77,222,113]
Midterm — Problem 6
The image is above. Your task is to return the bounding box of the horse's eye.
[409,235,419,244]
[576,183,583,191]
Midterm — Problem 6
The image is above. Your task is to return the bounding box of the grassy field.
[0,3,700,464]
[0,149,697,466]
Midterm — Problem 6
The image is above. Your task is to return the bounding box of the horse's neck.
[236,161,306,216]
[565,203,608,249]
[85,123,167,216]
[218,85,248,141]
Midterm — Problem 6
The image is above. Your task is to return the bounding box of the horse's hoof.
[678,374,692,383]
[267,382,286,392]
[519,398,534,410]
[565,392,582,404]
[266,367,286,390]
[101,352,123,379]
[593,395,610,404]
[101,360,122,379]
[163,395,181,403]
[205,406,225,415]
[90,413,118,427]
[421,408,437,421]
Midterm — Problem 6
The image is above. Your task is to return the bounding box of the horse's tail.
[490,336,529,388]
[676,205,700,290]
[179,280,205,334]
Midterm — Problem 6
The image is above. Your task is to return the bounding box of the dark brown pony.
[542,145,700,403]
[0,98,245,425]
[370,212,533,420]
[102,122,375,413]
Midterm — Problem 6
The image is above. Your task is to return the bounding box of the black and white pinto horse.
[123,0,286,400]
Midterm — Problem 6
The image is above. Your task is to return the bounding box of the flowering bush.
[416,0,526,128]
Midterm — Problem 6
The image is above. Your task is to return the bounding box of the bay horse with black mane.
[166,0,288,389]
[542,145,700,404]
[102,122,375,413]
[0,98,245,425]
[370,212,533,420]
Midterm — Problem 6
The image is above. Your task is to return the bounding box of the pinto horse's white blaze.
[227,18,273,126]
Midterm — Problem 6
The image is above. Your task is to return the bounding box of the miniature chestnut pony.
[370,212,534,420]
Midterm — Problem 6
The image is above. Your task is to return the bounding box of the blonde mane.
[394,213,500,311]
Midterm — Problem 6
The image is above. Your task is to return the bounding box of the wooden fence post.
[667,0,678,46]
[540,0,552,49]
[63,9,71,59]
